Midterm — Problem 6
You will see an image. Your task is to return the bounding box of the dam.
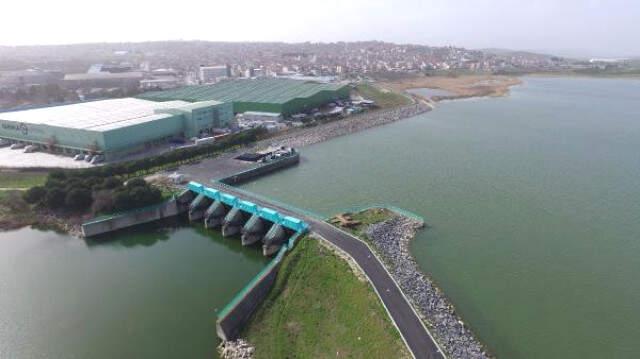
[182,181,308,256]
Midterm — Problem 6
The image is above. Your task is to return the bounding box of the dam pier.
[183,182,307,256]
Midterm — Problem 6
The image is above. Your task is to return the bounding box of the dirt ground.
[381,74,522,100]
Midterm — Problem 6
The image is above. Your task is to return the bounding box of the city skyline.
[1,0,639,58]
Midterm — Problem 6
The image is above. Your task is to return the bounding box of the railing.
[212,181,326,221]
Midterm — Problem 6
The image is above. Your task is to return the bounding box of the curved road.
[211,182,445,359]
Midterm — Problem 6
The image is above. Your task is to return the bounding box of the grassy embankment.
[354,83,413,108]
[243,237,410,359]
[0,172,47,228]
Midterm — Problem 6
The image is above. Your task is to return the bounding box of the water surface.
[0,222,267,359]
[241,77,640,358]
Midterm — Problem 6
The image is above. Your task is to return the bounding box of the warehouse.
[0,98,233,160]
[138,78,350,116]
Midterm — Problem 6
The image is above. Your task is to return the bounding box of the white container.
[195,137,215,146]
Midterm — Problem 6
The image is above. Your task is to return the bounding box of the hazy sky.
[1,0,638,57]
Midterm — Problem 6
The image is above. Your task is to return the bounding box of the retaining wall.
[216,246,287,341]
[81,199,184,237]
[219,153,300,185]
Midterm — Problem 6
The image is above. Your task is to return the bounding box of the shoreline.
[362,211,490,359]
[257,102,432,149]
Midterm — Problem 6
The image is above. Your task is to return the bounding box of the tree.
[125,178,147,188]
[65,188,93,211]
[23,186,46,204]
[101,177,122,190]
[44,188,66,209]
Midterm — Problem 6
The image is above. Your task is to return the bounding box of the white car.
[10,143,25,150]
[84,155,93,162]
[73,154,85,161]
[23,145,37,153]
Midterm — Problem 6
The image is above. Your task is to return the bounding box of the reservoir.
[240,77,640,358]
[0,222,267,358]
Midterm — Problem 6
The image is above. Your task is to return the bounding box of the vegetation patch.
[0,171,47,189]
[354,83,412,108]
[328,207,397,237]
[243,237,409,359]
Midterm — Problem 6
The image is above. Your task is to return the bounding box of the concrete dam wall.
[81,197,188,237]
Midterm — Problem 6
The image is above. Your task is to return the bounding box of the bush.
[23,186,46,204]
[44,188,66,209]
[112,183,162,212]
[65,188,93,211]
[101,177,122,190]
[125,178,147,188]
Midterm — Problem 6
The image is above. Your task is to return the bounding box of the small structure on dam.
[185,181,308,256]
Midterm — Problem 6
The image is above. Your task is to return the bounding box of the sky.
[1,0,638,57]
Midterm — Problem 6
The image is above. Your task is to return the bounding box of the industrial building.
[138,78,350,116]
[0,98,233,160]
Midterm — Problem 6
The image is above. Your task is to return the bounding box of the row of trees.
[23,173,162,214]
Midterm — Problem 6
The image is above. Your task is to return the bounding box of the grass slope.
[243,237,409,359]
[354,83,412,108]
[0,171,47,189]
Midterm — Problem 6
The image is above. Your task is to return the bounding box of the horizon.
[0,39,636,61]
[1,0,638,58]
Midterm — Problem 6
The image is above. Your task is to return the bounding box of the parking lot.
[0,147,94,169]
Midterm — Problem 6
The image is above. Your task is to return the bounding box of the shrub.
[125,178,147,188]
[65,188,93,211]
[23,186,46,204]
[101,177,122,190]
[44,188,66,209]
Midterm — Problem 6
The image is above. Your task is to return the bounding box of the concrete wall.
[219,153,300,185]
[216,246,286,341]
[81,199,184,237]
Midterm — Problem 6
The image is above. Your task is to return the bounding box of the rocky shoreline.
[260,103,431,149]
[365,215,490,359]
[218,338,255,359]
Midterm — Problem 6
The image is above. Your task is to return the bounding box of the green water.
[0,221,267,359]
[240,77,640,358]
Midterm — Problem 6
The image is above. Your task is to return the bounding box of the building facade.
[0,98,233,160]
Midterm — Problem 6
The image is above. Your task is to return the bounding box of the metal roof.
[0,98,191,132]
[138,78,348,105]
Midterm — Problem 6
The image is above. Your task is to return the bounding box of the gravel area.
[218,338,255,359]
[366,216,490,359]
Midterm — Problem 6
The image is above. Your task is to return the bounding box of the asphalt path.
[210,182,445,359]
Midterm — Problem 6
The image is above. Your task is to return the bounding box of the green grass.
[355,83,412,108]
[0,172,47,189]
[243,238,409,359]
[330,208,397,238]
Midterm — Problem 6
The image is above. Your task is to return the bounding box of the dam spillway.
[186,181,307,256]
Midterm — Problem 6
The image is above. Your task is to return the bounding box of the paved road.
[210,182,445,359]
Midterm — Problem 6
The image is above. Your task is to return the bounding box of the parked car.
[0,139,10,147]
[84,154,93,162]
[90,155,104,164]
[73,154,85,161]
[10,143,25,150]
[23,145,37,153]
